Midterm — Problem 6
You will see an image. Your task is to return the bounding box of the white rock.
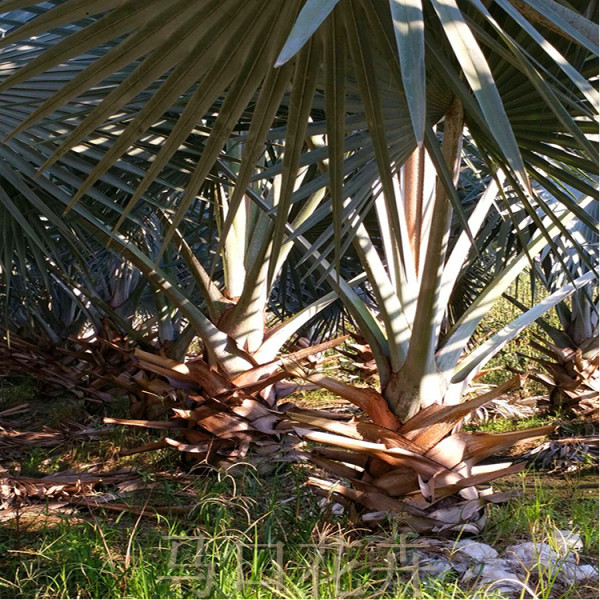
[450,560,471,574]
[505,542,563,570]
[547,528,583,553]
[462,558,523,594]
[453,540,499,562]
[558,562,599,582]
[575,564,599,581]
[418,555,453,579]
[504,542,599,585]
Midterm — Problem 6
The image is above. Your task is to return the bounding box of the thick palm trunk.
[379,98,464,421]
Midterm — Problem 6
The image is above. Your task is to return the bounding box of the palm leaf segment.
[0,0,595,227]
[0,0,596,376]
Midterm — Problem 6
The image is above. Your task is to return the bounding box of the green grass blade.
[453,270,596,382]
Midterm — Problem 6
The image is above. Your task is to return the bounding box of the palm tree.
[507,198,599,414]
[0,0,597,525]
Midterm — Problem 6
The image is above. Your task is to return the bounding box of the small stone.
[418,554,453,579]
[414,537,450,549]
[360,511,387,523]
[453,540,499,562]
[318,498,346,515]
[331,502,345,515]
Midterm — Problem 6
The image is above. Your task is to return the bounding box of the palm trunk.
[385,98,464,421]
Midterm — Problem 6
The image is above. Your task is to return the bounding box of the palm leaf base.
[105,344,556,533]
[0,327,133,405]
[516,335,599,416]
[101,343,346,475]
[283,396,554,534]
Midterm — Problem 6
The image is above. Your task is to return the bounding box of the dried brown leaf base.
[283,395,552,534]
[513,334,599,417]
[104,341,557,534]
[0,328,137,405]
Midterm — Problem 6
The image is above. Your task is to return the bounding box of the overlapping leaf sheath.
[0,328,133,404]
[521,333,599,416]
[522,435,599,472]
[283,374,554,533]
[0,466,140,512]
[104,342,556,532]
[2,322,558,532]
[103,338,348,473]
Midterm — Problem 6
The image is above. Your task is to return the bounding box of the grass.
[473,275,564,392]
[0,457,597,599]
[483,469,599,600]
[464,415,554,434]
[1,371,598,599]
[486,468,600,555]
[0,376,36,404]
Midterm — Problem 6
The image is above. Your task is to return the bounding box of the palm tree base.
[104,345,556,534]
